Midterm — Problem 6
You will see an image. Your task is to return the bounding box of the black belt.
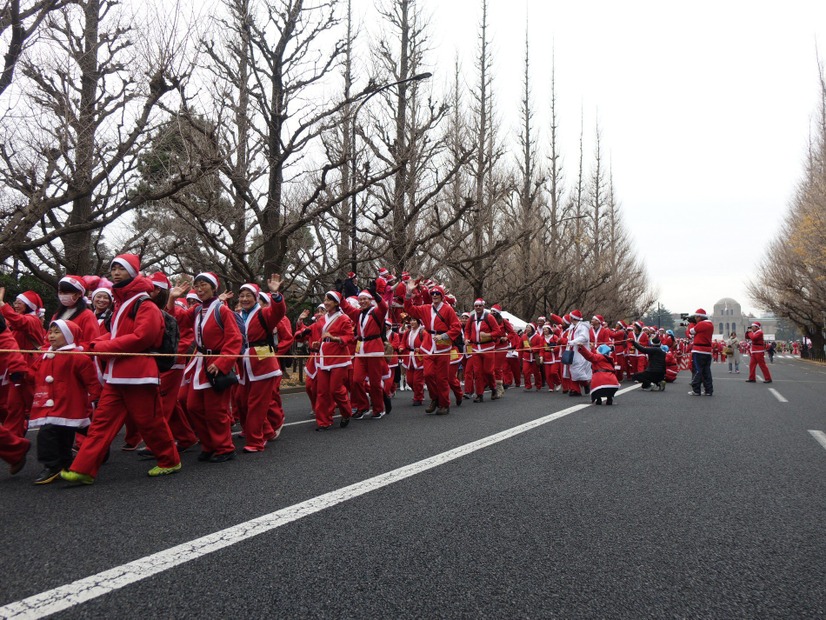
[197,346,220,355]
[248,340,270,348]
[357,335,381,342]
[594,369,614,373]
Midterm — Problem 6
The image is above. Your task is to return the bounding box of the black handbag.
[208,368,238,392]
[560,349,575,365]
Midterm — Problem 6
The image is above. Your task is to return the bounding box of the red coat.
[179,298,243,390]
[0,328,28,385]
[51,307,99,348]
[385,329,401,367]
[346,297,388,358]
[400,326,424,369]
[404,299,461,355]
[464,310,501,354]
[170,302,194,371]
[91,277,163,386]
[687,320,714,354]
[746,329,766,353]
[316,310,354,370]
[578,347,621,390]
[275,314,294,369]
[240,295,287,382]
[29,345,102,429]
[1,305,45,362]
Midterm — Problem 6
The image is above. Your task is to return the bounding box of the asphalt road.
[1,355,825,619]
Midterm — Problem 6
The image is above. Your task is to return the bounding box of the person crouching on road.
[631,336,667,391]
[577,344,621,405]
[29,320,101,485]
[62,254,181,484]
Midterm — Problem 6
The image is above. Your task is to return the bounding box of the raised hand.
[267,273,283,293]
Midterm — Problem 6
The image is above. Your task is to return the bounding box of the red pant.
[423,354,451,408]
[522,360,542,389]
[544,363,561,390]
[493,351,507,382]
[352,356,387,414]
[187,386,235,455]
[315,366,352,428]
[748,352,772,382]
[449,361,463,403]
[160,368,197,447]
[508,356,521,386]
[305,374,317,412]
[2,379,33,438]
[466,351,496,396]
[73,384,179,478]
[614,352,626,382]
[237,378,276,450]
[265,375,284,437]
[405,366,425,402]
[0,424,30,466]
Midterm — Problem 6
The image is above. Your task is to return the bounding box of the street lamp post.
[349,71,432,273]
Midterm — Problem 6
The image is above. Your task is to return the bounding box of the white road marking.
[0,384,639,620]
[809,430,826,452]
[768,388,788,403]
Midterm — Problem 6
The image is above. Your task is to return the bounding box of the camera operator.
[686,308,714,396]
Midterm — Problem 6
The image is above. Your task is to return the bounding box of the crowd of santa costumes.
[0,260,747,484]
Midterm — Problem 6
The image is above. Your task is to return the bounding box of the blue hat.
[666,330,674,336]
[661,345,669,353]
[597,344,611,355]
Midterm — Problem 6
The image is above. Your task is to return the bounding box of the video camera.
[678,313,695,327]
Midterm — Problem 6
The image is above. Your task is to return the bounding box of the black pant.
[633,370,665,388]
[37,424,77,470]
[691,353,713,395]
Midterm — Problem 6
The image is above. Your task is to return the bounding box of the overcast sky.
[394,0,826,317]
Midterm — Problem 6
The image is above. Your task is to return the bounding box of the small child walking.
[29,320,102,484]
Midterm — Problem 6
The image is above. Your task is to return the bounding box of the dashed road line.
[768,388,788,403]
[808,430,826,452]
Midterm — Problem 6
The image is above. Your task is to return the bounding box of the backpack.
[131,298,180,372]
[213,303,248,349]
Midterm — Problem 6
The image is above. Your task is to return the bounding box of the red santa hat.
[346,271,356,279]
[194,272,220,291]
[345,296,360,309]
[59,275,87,294]
[460,312,471,319]
[569,309,583,321]
[527,322,537,332]
[150,272,170,290]
[430,285,445,297]
[174,299,188,310]
[110,254,140,278]
[325,290,342,305]
[358,289,374,299]
[83,275,101,292]
[401,272,411,282]
[562,314,571,325]
[693,308,708,318]
[50,319,80,346]
[240,283,261,298]
[537,316,546,322]
[592,314,604,323]
[751,321,761,328]
[491,303,502,312]
[616,320,627,329]
[445,294,456,306]
[258,291,271,305]
[15,291,42,313]
[378,267,391,279]
[185,289,200,302]
[474,298,485,307]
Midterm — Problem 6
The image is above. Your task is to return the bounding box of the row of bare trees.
[748,61,826,354]
[0,0,653,320]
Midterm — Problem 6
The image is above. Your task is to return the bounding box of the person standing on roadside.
[686,308,714,396]
[745,321,773,384]
[726,331,741,374]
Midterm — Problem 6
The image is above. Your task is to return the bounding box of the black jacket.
[632,341,666,374]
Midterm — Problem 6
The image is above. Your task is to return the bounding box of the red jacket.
[29,343,102,429]
[240,294,287,382]
[400,326,424,369]
[1,304,45,363]
[345,297,388,358]
[179,298,243,390]
[464,310,501,353]
[317,310,354,370]
[687,320,714,355]
[578,347,621,390]
[51,307,99,348]
[746,329,766,353]
[404,299,462,355]
[91,277,163,386]
[0,327,28,385]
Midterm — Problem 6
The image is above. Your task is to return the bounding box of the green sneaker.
[60,470,95,485]
[148,462,182,477]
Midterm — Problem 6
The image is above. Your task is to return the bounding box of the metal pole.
[349,72,432,273]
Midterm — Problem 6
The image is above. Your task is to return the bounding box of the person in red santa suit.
[0,288,46,437]
[0,312,29,435]
[313,291,355,430]
[539,324,560,392]
[343,286,389,419]
[382,319,401,404]
[590,315,612,349]
[443,294,465,407]
[228,276,287,452]
[295,304,325,416]
[686,308,714,396]
[61,254,181,484]
[51,275,100,347]
[169,271,243,463]
[464,299,501,402]
[577,344,621,405]
[629,321,650,375]
[400,316,425,405]
[90,286,114,326]
[519,323,542,391]
[490,305,513,396]
[403,282,462,415]
[745,321,773,384]
[611,321,628,382]
[258,290,294,441]
[664,345,679,383]
[28,320,102,484]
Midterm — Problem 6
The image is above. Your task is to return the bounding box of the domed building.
[712,298,748,337]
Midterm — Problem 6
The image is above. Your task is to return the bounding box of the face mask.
[58,293,78,307]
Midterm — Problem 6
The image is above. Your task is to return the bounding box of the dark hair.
[152,287,169,309]
[58,282,84,294]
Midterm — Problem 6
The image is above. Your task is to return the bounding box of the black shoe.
[383,394,393,414]
[208,451,235,463]
[136,448,155,459]
[197,451,215,462]
[593,398,603,405]
[340,416,350,428]
[34,467,61,485]
[473,394,483,403]
[425,400,437,413]
[569,392,581,397]
[315,425,332,432]
[745,379,756,383]
[763,380,772,383]
[455,395,462,407]
[606,397,613,406]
